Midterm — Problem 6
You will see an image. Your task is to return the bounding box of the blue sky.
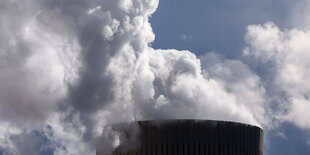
[150,0,310,154]
[150,0,298,58]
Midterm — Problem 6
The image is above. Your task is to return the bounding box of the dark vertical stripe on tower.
[105,120,263,155]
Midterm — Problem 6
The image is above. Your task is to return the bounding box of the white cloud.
[4,0,305,154]
[200,52,268,126]
[276,131,288,140]
[244,22,310,130]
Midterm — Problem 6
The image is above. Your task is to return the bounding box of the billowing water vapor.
[4,0,310,154]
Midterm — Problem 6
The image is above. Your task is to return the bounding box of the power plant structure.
[101,119,263,155]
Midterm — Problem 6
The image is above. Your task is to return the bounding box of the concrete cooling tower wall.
[100,119,263,155]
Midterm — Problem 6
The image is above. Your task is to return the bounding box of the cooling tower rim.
[107,119,263,131]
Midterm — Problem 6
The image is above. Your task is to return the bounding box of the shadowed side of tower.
[98,119,263,155]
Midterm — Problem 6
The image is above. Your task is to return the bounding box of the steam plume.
[3,0,310,154]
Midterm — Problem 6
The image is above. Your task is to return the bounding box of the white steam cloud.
[0,0,309,154]
[244,22,310,130]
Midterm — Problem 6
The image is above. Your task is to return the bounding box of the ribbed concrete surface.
[102,120,263,155]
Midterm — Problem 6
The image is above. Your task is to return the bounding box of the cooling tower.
[101,119,263,155]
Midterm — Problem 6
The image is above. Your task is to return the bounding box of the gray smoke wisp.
[3,0,310,154]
